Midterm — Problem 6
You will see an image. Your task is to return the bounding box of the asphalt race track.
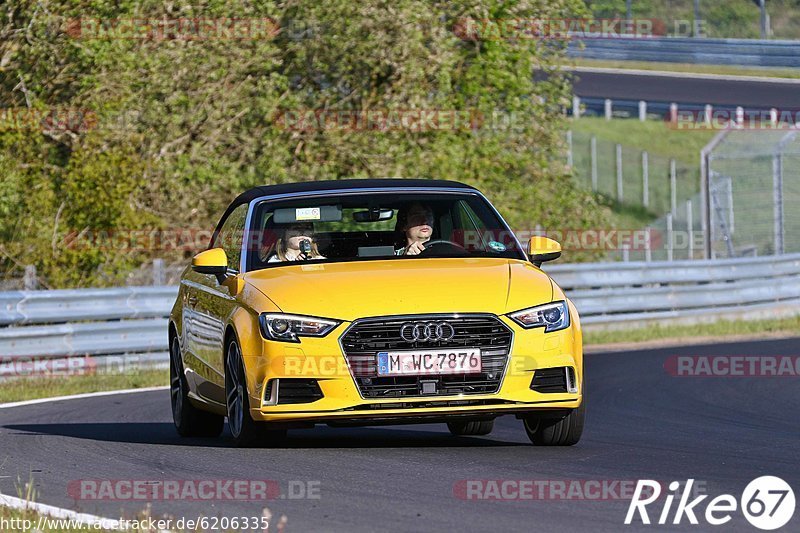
[572,69,800,109]
[1,337,798,532]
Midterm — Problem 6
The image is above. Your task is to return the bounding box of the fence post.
[153,259,166,286]
[669,102,678,124]
[572,96,581,119]
[670,159,677,216]
[642,151,649,208]
[23,264,38,290]
[604,99,612,120]
[616,144,623,202]
[566,130,573,168]
[686,200,694,259]
[666,213,673,261]
[645,229,652,262]
[704,105,713,127]
[590,135,598,191]
[638,100,647,122]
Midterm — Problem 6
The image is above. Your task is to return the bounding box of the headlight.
[259,313,341,343]
[508,301,570,332]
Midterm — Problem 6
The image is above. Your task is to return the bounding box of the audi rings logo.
[399,321,456,342]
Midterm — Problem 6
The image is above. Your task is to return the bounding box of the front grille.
[340,315,513,398]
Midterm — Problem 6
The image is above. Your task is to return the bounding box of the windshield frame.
[240,186,527,273]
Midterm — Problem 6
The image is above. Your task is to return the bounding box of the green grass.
[0,369,167,404]
[570,116,717,161]
[584,315,800,346]
[574,59,800,80]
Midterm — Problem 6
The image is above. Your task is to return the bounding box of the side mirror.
[528,236,561,267]
[192,248,229,282]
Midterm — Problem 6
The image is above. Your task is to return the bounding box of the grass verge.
[0,369,167,404]
[584,315,800,347]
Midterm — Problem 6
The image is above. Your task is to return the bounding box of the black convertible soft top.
[213,178,477,240]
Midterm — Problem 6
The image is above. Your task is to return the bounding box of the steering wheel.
[419,239,467,255]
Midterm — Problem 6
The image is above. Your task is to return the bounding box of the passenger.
[266,222,325,262]
[395,203,434,256]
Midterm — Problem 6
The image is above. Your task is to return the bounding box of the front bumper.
[242,315,583,424]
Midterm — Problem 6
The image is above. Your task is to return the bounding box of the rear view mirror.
[353,208,394,222]
[272,205,342,223]
[528,236,561,267]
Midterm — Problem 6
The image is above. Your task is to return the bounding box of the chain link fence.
[569,129,698,216]
[707,130,800,258]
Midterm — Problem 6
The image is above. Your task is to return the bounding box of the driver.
[396,202,434,256]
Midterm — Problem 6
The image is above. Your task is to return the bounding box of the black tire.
[225,339,287,448]
[523,401,585,446]
[170,335,224,438]
[447,419,494,436]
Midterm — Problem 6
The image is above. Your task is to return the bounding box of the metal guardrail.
[568,37,800,68]
[0,255,798,365]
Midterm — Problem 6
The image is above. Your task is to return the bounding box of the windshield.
[244,191,527,271]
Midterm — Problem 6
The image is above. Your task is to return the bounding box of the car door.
[187,202,249,404]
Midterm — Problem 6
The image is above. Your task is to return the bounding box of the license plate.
[376,349,482,376]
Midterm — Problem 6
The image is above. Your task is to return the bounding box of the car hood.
[243,258,553,321]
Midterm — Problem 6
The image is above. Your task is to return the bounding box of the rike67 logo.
[626,477,795,530]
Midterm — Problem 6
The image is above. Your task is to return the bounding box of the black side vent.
[531,367,571,393]
[277,379,324,405]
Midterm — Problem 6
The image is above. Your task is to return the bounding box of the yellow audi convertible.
[169,179,584,446]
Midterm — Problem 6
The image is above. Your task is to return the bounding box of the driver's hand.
[405,241,426,255]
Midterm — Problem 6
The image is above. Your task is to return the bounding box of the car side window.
[212,203,248,272]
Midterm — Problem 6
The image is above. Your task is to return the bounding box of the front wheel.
[523,402,585,446]
[170,335,223,438]
[225,339,287,448]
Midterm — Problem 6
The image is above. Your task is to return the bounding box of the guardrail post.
[736,106,744,128]
[642,151,649,208]
[23,265,38,290]
[572,96,581,119]
[686,200,694,259]
[704,105,712,128]
[153,259,166,286]
[604,99,612,120]
[638,100,647,122]
[590,136,598,192]
[669,103,678,124]
[616,144,623,202]
[670,159,677,216]
[666,213,674,261]
[770,108,778,127]
[773,149,785,255]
